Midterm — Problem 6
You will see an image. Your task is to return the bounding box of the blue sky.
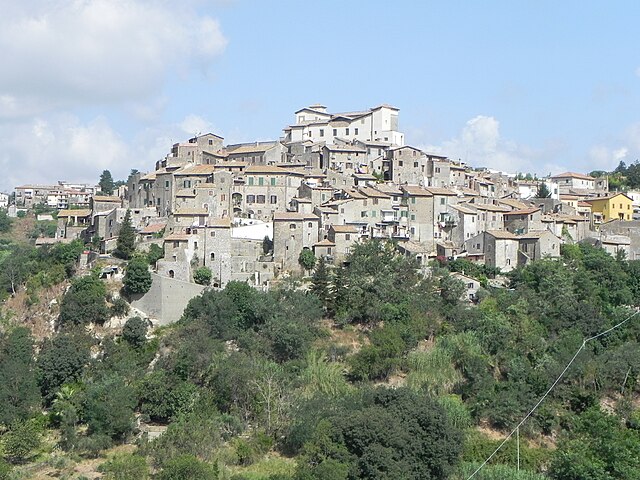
[1,0,640,192]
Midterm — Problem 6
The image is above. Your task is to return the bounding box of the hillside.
[1,240,640,479]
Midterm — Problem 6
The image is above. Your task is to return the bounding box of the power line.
[466,308,640,479]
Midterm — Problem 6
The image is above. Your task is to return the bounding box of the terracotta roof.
[174,164,216,175]
[450,204,477,215]
[473,203,511,212]
[164,233,191,241]
[503,207,541,216]
[358,187,389,198]
[424,187,457,196]
[57,209,91,217]
[139,172,157,181]
[551,171,595,181]
[244,165,303,175]
[486,230,517,239]
[226,143,278,154]
[583,192,633,202]
[314,239,336,247]
[139,223,166,234]
[401,186,432,197]
[93,196,121,203]
[330,224,359,233]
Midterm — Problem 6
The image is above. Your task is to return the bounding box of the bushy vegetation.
[1,238,640,478]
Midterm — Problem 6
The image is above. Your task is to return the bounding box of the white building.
[0,193,8,208]
[283,104,405,147]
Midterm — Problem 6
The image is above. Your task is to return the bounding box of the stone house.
[517,230,562,265]
[272,212,320,273]
[327,224,360,263]
[240,165,305,221]
[503,207,543,234]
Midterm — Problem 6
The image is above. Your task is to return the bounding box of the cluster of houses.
[8,104,640,291]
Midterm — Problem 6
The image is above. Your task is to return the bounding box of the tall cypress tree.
[114,209,135,260]
[310,256,332,312]
[99,170,115,195]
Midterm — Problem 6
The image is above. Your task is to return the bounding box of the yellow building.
[585,193,633,222]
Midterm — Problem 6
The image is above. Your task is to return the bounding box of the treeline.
[593,160,640,191]
[1,240,640,479]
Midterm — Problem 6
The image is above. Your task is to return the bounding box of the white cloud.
[0,0,227,118]
[179,114,216,137]
[0,112,223,192]
[421,115,564,175]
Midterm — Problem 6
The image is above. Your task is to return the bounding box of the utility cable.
[466,308,640,479]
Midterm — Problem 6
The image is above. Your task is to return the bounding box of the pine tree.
[536,182,551,198]
[123,257,152,295]
[99,170,115,195]
[311,256,333,312]
[114,209,135,260]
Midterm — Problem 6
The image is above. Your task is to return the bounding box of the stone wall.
[131,273,205,325]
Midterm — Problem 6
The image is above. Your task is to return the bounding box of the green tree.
[98,453,149,480]
[114,209,135,260]
[138,370,198,423]
[1,419,42,464]
[0,328,40,426]
[298,248,316,273]
[99,170,115,195]
[123,257,152,295]
[549,408,640,480]
[536,182,551,198]
[58,275,110,327]
[262,235,274,255]
[157,455,217,480]
[193,266,212,286]
[0,209,11,233]
[146,243,164,265]
[82,375,137,441]
[37,330,91,403]
[310,256,332,311]
[121,316,148,348]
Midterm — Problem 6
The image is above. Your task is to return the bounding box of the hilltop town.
[3,105,640,479]
[8,104,638,298]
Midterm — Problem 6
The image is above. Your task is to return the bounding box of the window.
[401,211,408,218]
[373,198,379,205]
[210,252,215,260]
[308,222,313,228]
[355,128,359,135]
[440,198,446,205]
[257,195,266,203]
[414,162,418,168]
[247,195,255,203]
[270,177,276,186]
[399,161,403,166]
[411,214,416,221]
[221,194,226,201]
[435,167,441,173]
[165,180,170,188]
[372,210,377,217]
[258,177,264,186]
[345,234,351,240]
[248,177,254,186]
[210,231,216,237]
[333,129,337,136]
[209,139,213,145]
[183,180,191,188]
[411,197,416,204]
[361,211,367,218]
[345,128,349,136]
[194,241,198,249]
[289,223,296,229]
[270,195,277,204]
[320,129,324,137]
